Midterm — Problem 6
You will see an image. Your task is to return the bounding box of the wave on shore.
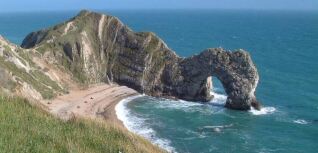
[115,95,176,153]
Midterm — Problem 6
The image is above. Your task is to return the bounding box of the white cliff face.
[0,36,31,72]
[98,15,106,57]
[80,31,100,83]
[207,76,213,93]
[98,15,106,42]
[63,21,74,36]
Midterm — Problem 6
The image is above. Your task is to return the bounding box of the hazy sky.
[0,0,317,12]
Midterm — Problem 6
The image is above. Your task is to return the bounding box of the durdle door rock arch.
[178,48,260,110]
[21,10,261,110]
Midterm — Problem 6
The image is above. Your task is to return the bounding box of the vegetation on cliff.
[0,95,164,153]
[21,10,261,110]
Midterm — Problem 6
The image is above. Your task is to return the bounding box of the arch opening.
[209,76,227,106]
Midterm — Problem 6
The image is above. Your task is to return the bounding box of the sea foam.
[115,95,176,153]
[210,90,227,106]
[293,119,309,125]
[249,107,276,115]
[153,98,203,110]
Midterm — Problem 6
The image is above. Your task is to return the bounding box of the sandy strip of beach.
[44,83,138,126]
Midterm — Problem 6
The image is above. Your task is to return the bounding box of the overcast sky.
[0,0,317,12]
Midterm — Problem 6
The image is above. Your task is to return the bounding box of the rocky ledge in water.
[21,10,261,110]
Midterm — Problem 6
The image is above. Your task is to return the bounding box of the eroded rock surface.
[0,35,72,101]
[20,10,261,110]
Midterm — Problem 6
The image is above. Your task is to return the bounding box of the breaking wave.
[210,91,227,106]
[115,95,176,153]
[249,107,276,115]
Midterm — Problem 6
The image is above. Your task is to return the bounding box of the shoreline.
[42,83,173,152]
[43,83,273,153]
[44,83,138,128]
[101,92,140,127]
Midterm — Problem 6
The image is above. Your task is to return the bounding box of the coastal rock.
[20,10,261,110]
[179,49,260,110]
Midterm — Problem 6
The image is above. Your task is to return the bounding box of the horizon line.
[0,8,317,13]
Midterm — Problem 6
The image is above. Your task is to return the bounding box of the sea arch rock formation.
[20,10,261,110]
[178,48,260,110]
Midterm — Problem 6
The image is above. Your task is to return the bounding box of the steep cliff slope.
[0,35,76,101]
[20,10,260,110]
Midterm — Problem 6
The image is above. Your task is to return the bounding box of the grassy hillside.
[0,96,164,153]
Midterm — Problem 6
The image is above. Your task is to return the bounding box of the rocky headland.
[0,10,261,112]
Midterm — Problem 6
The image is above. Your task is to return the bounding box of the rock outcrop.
[20,10,260,110]
[0,35,71,101]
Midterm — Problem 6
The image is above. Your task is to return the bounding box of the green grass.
[0,96,165,153]
[31,70,63,92]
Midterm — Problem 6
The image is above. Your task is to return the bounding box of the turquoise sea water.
[1,10,317,153]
